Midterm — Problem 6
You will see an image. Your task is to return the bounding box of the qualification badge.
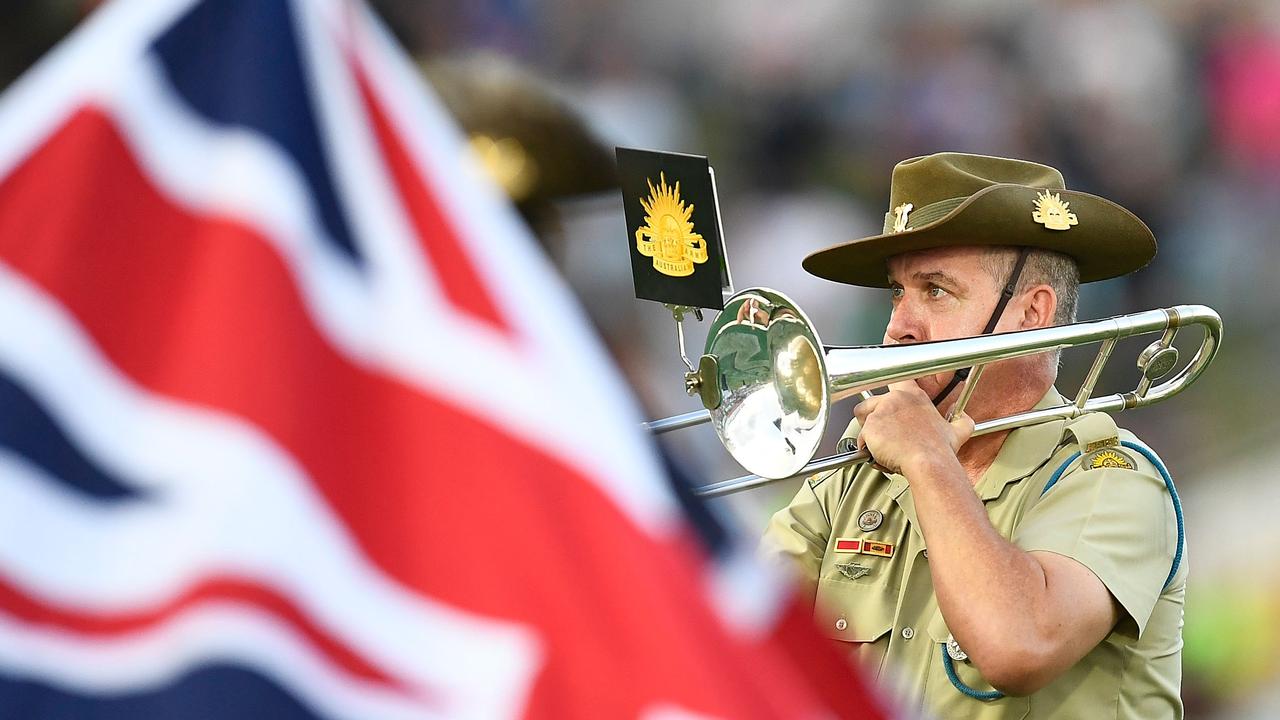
[836,562,872,581]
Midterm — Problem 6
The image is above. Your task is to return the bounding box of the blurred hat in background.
[423,53,618,240]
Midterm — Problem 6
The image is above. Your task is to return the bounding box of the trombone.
[646,288,1223,498]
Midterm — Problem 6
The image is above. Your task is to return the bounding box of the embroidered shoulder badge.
[1085,448,1134,471]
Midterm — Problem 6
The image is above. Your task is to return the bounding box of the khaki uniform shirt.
[764,389,1184,719]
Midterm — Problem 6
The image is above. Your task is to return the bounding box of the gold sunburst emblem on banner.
[1032,190,1079,230]
[635,172,708,277]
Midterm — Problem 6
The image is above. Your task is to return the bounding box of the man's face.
[884,246,1009,401]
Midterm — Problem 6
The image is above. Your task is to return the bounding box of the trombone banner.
[618,146,731,310]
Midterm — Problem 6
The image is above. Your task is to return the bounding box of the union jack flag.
[0,0,889,717]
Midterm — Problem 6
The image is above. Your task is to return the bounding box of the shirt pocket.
[815,577,895,677]
[925,611,1030,718]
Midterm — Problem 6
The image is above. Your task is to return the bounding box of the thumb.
[949,412,976,450]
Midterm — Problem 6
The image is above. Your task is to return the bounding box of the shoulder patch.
[1084,448,1135,471]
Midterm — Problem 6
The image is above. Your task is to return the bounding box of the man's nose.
[885,298,925,344]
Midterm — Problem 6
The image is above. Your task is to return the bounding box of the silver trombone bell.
[697,288,830,480]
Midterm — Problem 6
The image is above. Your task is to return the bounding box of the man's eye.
[890,286,904,299]
[928,286,949,299]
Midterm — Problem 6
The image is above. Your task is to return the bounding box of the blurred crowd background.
[4,1,1279,717]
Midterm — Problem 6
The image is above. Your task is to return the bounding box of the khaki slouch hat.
[803,153,1157,288]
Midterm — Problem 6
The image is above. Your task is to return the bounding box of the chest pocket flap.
[814,577,896,642]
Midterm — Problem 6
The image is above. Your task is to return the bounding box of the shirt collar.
[972,387,1070,500]
[836,387,1070,500]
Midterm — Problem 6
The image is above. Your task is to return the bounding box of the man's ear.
[1022,284,1058,329]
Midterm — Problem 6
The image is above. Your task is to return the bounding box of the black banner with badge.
[616,147,730,310]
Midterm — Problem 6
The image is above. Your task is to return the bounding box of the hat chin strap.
[930,248,1031,407]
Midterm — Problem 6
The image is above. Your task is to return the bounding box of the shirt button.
[835,618,848,631]
[901,626,915,640]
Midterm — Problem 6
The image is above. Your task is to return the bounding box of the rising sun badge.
[635,172,708,277]
[1086,449,1135,471]
[1032,190,1079,230]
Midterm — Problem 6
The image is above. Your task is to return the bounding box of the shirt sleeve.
[1012,454,1178,637]
[761,475,836,603]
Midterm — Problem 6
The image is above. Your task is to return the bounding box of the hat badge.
[1032,190,1078,231]
[891,202,913,233]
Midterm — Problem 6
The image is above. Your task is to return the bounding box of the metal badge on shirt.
[835,562,872,581]
[858,509,883,532]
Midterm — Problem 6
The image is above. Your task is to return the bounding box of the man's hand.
[852,381,975,475]
[855,382,1122,695]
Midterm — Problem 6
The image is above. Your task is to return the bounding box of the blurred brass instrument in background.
[646,288,1223,498]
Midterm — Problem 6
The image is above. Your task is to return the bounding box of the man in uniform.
[763,153,1184,718]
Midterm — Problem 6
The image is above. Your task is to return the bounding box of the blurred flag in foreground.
[0,0,888,717]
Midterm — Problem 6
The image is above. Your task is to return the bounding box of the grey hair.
[980,247,1079,326]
